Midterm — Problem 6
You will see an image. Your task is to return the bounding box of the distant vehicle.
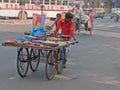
[0,16,4,19]
[0,0,75,20]
[83,8,94,15]
[83,8,88,15]
[94,8,105,19]
[110,8,120,19]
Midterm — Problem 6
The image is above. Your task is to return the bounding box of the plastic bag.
[16,37,26,42]
[30,28,46,37]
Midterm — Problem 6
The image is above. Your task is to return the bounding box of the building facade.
[112,0,120,8]
[83,0,120,8]
[82,0,120,13]
[83,0,105,8]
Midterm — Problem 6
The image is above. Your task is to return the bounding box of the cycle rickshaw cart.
[2,35,78,80]
[2,12,78,80]
[78,14,94,36]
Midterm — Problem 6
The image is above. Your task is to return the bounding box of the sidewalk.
[0,19,51,25]
[0,19,32,24]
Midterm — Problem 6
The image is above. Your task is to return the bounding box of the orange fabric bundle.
[49,37,59,41]
[5,39,18,44]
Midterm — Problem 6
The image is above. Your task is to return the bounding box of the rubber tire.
[45,50,56,80]
[18,11,27,20]
[17,48,29,77]
[30,49,40,72]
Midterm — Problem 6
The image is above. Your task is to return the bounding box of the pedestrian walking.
[88,9,95,30]
[73,3,83,32]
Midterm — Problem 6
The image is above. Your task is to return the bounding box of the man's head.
[88,9,93,12]
[65,12,73,22]
[75,3,80,8]
[88,9,93,14]
[56,13,61,20]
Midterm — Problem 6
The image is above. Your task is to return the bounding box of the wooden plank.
[2,40,78,50]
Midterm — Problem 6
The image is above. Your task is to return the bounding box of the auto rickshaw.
[94,8,105,19]
[110,8,120,19]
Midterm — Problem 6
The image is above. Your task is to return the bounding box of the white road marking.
[9,75,19,80]
[107,25,114,27]
[96,24,104,27]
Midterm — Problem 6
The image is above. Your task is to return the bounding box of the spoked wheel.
[90,24,94,36]
[40,50,48,56]
[17,48,29,77]
[18,11,27,20]
[45,50,56,80]
[30,49,40,72]
[114,16,119,22]
[89,22,94,36]
[56,48,65,74]
[89,29,92,36]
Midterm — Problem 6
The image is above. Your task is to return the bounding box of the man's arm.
[54,20,61,34]
[51,19,57,28]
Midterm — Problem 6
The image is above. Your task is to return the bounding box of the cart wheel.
[56,49,65,74]
[89,29,92,36]
[45,50,56,80]
[40,50,48,56]
[89,24,93,36]
[17,48,29,77]
[30,49,40,72]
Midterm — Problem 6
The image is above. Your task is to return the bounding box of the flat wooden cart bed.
[2,40,78,80]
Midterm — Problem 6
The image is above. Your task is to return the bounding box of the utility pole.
[112,0,115,8]
[98,0,99,8]
[19,0,25,20]
[114,0,116,8]
[87,0,90,8]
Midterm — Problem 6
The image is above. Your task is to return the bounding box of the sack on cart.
[81,14,89,24]
[87,20,92,29]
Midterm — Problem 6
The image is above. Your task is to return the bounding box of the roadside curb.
[0,20,32,24]
[0,19,52,25]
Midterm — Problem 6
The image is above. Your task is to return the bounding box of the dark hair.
[88,9,93,12]
[65,12,73,19]
[56,13,61,17]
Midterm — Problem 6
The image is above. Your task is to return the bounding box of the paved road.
[0,17,120,90]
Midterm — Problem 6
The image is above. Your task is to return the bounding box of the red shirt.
[54,19,75,36]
